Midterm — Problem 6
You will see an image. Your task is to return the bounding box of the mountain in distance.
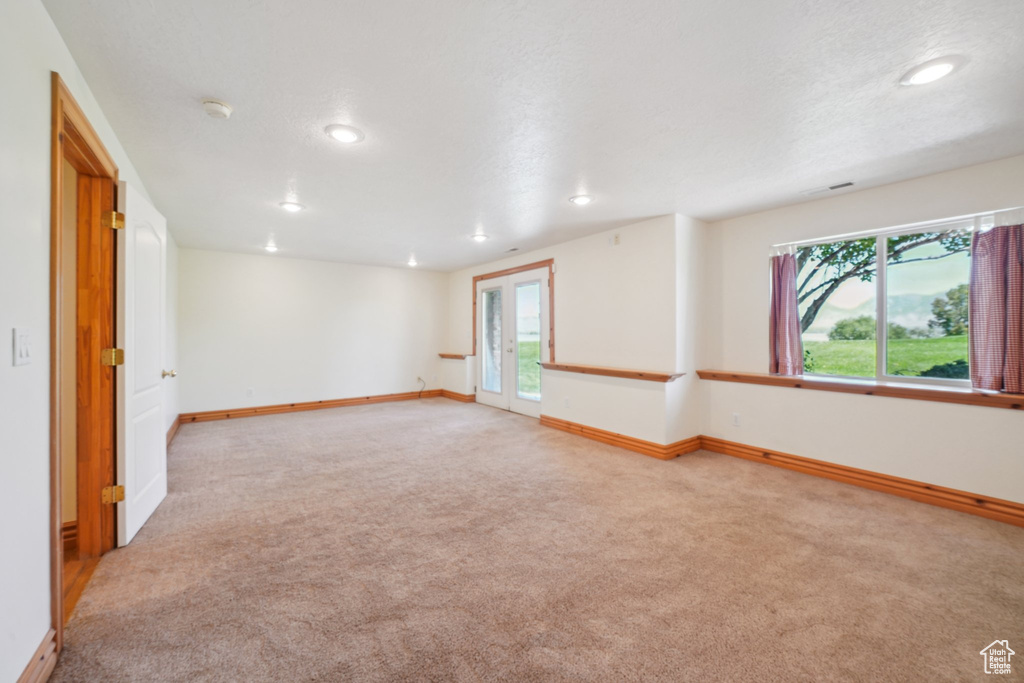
[803,292,943,341]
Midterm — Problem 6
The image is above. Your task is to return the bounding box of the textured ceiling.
[43,0,1024,271]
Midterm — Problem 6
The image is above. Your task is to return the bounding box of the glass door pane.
[515,282,541,400]
[482,288,502,393]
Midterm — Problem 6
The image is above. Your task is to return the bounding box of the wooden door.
[75,174,117,558]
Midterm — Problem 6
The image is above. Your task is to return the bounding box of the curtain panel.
[769,253,804,375]
[970,224,1023,393]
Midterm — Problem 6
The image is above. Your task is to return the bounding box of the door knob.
[162,369,177,378]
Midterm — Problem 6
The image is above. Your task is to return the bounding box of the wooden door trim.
[49,71,119,656]
[471,258,555,361]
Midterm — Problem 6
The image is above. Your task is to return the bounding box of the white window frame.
[776,209,1021,389]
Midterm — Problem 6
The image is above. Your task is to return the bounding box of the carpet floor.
[52,399,1024,681]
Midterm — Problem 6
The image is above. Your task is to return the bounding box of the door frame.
[471,258,556,362]
[49,71,120,654]
[475,269,550,416]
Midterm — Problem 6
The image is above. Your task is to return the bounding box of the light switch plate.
[13,327,31,366]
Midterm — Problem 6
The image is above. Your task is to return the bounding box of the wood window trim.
[696,370,1024,410]
[471,258,555,361]
[540,362,685,383]
[49,71,120,658]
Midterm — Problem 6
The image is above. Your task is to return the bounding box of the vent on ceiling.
[506,247,519,253]
[800,181,855,196]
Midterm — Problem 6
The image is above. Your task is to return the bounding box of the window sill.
[696,370,1024,411]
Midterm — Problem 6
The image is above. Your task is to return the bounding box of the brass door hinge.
[101,211,125,230]
[101,485,125,504]
[101,348,124,366]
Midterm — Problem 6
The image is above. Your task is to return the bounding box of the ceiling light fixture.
[408,256,418,267]
[202,99,233,119]
[569,195,593,206]
[472,234,489,242]
[279,201,304,213]
[900,56,964,86]
[325,124,365,143]
[265,243,278,253]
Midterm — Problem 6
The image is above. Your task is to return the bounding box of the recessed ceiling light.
[325,124,365,144]
[279,201,304,213]
[472,234,489,242]
[265,243,278,253]
[900,56,964,86]
[569,195,593,206]
[202,99,233,119]
[408,256,418,267]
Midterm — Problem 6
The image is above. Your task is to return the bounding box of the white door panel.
[117,182,168,545]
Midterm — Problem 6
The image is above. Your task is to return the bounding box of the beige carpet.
[52,399,1024,681]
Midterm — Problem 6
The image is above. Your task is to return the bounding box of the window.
[792,217,974,385]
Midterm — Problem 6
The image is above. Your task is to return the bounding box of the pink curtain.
[769,253,804,375]
[970,224,1024,393]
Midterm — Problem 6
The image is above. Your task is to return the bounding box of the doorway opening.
[474,262,553,417]
[50,72,120,651]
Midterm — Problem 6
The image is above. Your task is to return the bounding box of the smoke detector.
[202,99,233,119]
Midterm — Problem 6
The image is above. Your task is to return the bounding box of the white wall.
[446,214,708,444]
[0,0,154,678]
[177,249,449,413]
[703,154,1024,503]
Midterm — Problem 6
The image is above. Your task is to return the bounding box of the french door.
[476,267,550,417]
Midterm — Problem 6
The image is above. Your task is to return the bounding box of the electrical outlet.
[732,412,741,427]
[246,388,255,398]
[12,328,31,366]
[607,233,621,247]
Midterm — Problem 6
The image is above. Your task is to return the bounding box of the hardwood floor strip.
[700,436,1024,528]
[62,557,100,624]
[180,390,444,423]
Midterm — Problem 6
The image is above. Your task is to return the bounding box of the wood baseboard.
[537,416,1024,527]
[539,415,701,460]
[440,390,476,403]
[17,629,57,683]
[61,521,76,552]
[166,415,180,447]
[700,436,1024,528]
[179,389,444,423]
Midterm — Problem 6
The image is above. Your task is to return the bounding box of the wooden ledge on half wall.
[438,353,469,359]
[540,362,684,383]
[696,369,1024,411]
